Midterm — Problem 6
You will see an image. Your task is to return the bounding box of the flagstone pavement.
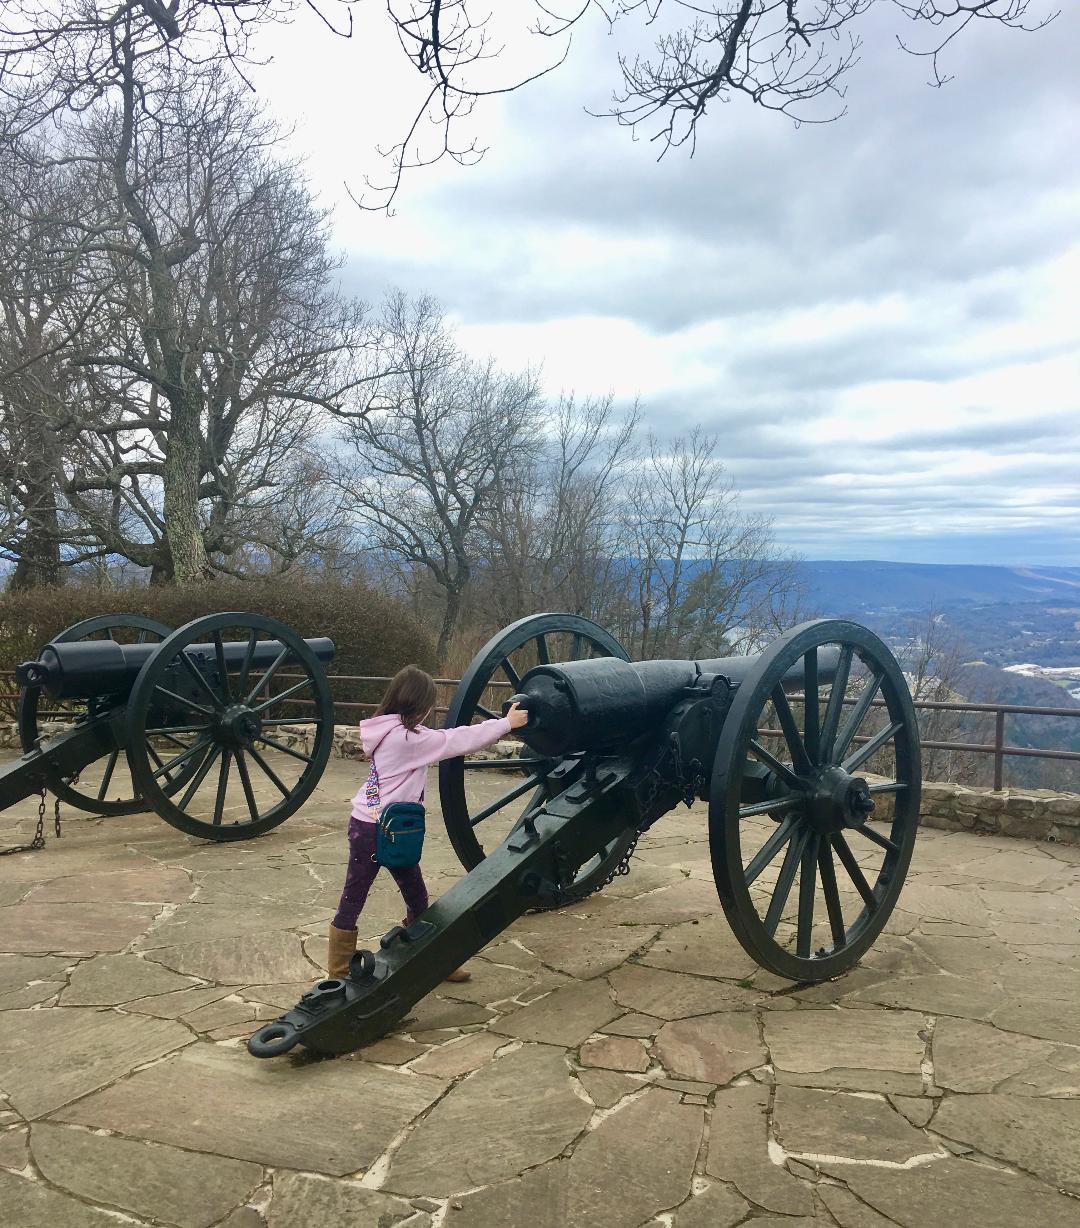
[1,755,1079,1228]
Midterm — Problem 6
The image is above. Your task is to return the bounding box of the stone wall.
[3,719,1077,844]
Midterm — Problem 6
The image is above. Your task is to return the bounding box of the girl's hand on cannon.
[505,702,529,730]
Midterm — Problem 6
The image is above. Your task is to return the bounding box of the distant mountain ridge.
[794,561,1080,614]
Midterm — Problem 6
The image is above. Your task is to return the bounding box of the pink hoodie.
[350,712,512,822]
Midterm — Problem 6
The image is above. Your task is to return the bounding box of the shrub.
[0,579,436,719]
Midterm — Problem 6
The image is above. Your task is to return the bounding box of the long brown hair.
[374,665,437,732]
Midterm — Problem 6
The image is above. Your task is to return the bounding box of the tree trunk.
[436,585,463,669]
[9,468,61,590]
[162,388,209,583]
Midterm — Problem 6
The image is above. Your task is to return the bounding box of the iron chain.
[0,788,48,857]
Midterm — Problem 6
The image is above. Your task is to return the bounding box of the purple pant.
[332,817,429,931]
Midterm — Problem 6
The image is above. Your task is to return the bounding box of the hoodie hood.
[359,713,404,757]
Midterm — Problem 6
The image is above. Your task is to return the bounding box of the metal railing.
[2,669,1077,792]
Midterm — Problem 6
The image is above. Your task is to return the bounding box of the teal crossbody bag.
[366,735,425,868]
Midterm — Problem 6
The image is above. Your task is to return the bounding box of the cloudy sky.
[253,3,1079,565]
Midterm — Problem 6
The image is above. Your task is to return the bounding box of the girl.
[327,664,529,982]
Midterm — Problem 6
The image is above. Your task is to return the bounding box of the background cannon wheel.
[16,614,174,816]
[126,612,334,841]
[440,612,637,906]
[710,619,921,982]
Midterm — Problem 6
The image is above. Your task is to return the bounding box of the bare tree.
[23,62,378,582]
[618,427,802,659]
[477,392,638,627]
[0,2,1056,210]
[338,293,543,664]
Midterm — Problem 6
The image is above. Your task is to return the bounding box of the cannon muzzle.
[18,635,336,700]
[510,647,840,758]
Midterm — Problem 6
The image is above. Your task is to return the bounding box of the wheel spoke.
[251,676,311,715]
[213,749,233,825]
[245,646,290,706]
[771,687,813,776]
[181,652,225,711]
[473,702,500,721]
[852,824,900,854]
[802,649,820,765]
[212,633,231,703]
[571,633,585,660]
[260,717,322,727]
[178,744,221,810]
[747,739,805,792]
[738,795,801,820]
[536,634,550,665]
[832,671,882,765]
[151,738,212,781]
[796,831,819,958]
[237,630,258,700]
[469,774,542,827]
[764,826,808,936]
[96,749,119,800]
[145,723,211,736]
[819,645,853,763]
[744,813,798,886]
[246,744,292,798]
[869,780,907,795]
[147,743,174,782]
[154,685,213,719]
[501,658,521,689]
[257,734,313,764]
[234,751,261,822]
[842,720,903,773]
[818,840,846,948]
[832,833,878,912]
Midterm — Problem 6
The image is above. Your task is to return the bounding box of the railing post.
[993,709,1005,792]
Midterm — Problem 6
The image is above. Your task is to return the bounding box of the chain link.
[0,787,48,857]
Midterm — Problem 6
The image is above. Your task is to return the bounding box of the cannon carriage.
[249,612,921,1058]
[1,612,336,844]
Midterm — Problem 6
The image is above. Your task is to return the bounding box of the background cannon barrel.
[18,635,336,701]
[514,646,840,758]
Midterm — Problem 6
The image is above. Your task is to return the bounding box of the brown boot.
[444,967,471,984]
[327,924,358,979]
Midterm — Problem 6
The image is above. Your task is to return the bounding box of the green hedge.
[0,579,435,716]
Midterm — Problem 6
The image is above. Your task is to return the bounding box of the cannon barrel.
[512,646,840,758]
[17,636,336,701]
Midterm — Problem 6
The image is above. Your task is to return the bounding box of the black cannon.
[249,613,921,1059]
[1,612,335,844]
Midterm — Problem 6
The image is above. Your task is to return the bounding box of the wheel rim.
[439,613,636,904]
[710,619,922,982]
[126,613,334,841]
[16,615,174,816]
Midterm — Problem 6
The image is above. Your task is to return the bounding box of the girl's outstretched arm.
[395,707,524,769]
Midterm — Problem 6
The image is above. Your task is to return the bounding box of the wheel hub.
[217,704,263,747]
[807,765,875,835]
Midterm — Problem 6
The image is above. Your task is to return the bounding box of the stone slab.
[27,866,193,904]
[773,1087,937,1164]
[387,1044,590,1196]
[608,964,756,1019]
[0,902,159,954]
[933,1016,1059,1092]
[517,923,660,979]
[1,1008,191,1118]
[0,1125,29,1171]
[268,1173,417,1228]
[576,1068,639,1108]
[31,1122,262,1228]
[601,1012,662,1038]
[765,1007,926,1094]
[654,1012,765,1084]
[145,933,319,984]
[56,1041,444,1176]
[636,916,758,980]
[489,977,620,1047]
[124,984,240,1017]
[579,1035,650,1072]
[60,953,196,1006]
[705,1083,814,1216]
[409,1032,507,1079]
[0,1167,120,1227]
[0,953,71,991]
[670,1182,750,1228]
[932,1093,1080,1193]
[826,1155,1080,1228]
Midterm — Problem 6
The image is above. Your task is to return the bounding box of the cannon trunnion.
[250,614,921,1059]
[2,612,335,843]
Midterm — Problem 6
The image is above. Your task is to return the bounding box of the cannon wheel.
[710,619,921,982]
[125,613,334,841]
[16,614,175,817]
[440,612,637,906]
